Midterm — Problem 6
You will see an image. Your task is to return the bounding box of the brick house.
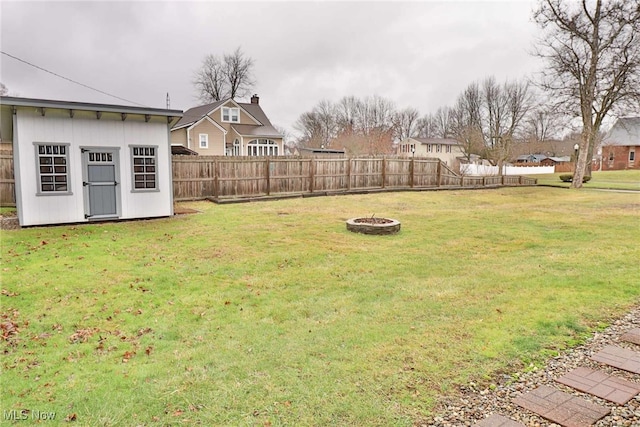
[599,117,640,171]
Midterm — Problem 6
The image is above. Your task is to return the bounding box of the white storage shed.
[0,97,183,226]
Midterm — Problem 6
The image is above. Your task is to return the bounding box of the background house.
[170,94,283,156]
[0,96,182,226]
[510,139,577,160]
[397,137,464,168]
[599,117,640,170]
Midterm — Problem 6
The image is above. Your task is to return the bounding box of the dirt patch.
[173,206,200,215]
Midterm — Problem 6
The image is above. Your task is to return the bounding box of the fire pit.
[346,216,401,235]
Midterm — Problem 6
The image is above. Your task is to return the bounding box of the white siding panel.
[16,110,85,226]
[120,120,172,219]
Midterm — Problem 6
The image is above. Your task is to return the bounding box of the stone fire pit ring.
[346,217,401,235]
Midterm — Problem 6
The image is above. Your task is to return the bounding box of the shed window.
[36,143,70,194]
[131,146,158,190]
[247,139,278,156]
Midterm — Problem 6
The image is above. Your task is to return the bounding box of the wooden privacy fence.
[172,155,537,202]
[0,154,15,206]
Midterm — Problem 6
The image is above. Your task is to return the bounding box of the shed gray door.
[83,150,119,219]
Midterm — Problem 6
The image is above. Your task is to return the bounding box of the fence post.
[346,158,351,191]
[213,158,219,199]
[436,161,441,187]
[381,157,386,188]
[410,158,414,188]
[309,158,315,193]
[265,158,271,196]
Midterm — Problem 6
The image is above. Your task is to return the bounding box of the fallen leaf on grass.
[122,351,136,363]
[1,320,20,341]
[64,413,77,422]
[68,328,97,344]
[1,289,19,297]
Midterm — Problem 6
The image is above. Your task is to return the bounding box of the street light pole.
[574,143,579,173]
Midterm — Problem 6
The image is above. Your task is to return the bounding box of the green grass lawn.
[531,169,640,190]
[1,187,639,425]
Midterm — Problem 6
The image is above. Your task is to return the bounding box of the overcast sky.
[1,1,542,138]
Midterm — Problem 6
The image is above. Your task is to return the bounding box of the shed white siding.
[13,108,173,226]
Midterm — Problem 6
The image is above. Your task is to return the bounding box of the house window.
[609,152,614,161]
[446,145,452,153]
[199,134,208,149]
[131,146,158,190]
[630,150,635,162]
[436,144,442,153]
[427,144,432,153]
[35,143,70,194]
[222,107,240,123]
[247,139,278,156]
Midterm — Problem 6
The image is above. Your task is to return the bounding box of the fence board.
[0,154,16,206]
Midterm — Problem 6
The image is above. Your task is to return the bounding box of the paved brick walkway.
[591,344,640,374]
[513,385,610,427]
[469,327,640,426]
[621,327,640,345]
[473,414,524,427]
[556,367,640,404]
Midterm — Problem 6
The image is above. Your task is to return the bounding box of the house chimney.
[251,94,259,104]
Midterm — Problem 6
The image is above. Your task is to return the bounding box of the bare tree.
[224,47,255,100]
[479,77,534,171]
[335,96,360,135]
[193,47,255,103]
[449,96,484,162]
[415,114,438,138]
[441,77,532,170]
[294,95,398,155]
[294,111,329,148]
[430,107,454,138]
[193,55,226,102]
[0,82,8,96]
[533,0,640,187]
[393,107,420,141]
[524,103,565,142]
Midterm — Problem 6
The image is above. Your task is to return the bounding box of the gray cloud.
[1,1,540,137]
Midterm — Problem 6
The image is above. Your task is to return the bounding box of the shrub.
[559,174,592,183]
